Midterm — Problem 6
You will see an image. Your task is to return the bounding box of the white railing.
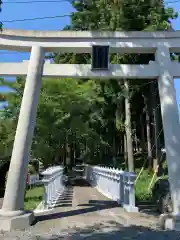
[41,166,64,209]
[85,165,138,213]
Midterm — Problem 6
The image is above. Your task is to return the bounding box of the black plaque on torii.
[91,45,109,70]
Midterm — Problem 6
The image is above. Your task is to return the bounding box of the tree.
[0,77,106,167]
[0,78,23,157]
[49,0,177,171]
[34,77,103,166]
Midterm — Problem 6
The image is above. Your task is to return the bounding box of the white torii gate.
[0,29,180,231]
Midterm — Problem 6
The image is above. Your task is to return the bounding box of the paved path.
[0,179,179,239]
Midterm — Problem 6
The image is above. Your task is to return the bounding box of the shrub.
[28,164,37,175]
[135,169,155,201]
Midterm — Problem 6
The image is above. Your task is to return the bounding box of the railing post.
[43,181,48,209]
[119,170,124,205]
[123,172,138,212]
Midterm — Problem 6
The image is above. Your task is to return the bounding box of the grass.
[24,186,44,210]
[135,169,156,201]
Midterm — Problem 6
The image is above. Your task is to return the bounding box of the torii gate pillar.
[0,46,44,231]
[156,46,180,230]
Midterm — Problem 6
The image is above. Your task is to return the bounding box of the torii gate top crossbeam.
[1,29,180,53]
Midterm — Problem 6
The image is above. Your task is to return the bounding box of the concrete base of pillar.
[123,204,139,213]
[159,213,180,231]
[0,211,35,231]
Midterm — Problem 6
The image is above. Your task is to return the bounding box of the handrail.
[85,165,138,213]
[41,165,64,209]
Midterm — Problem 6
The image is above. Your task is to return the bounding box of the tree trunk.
[62,143,66,165]
[65,135,70,166]
[151,82,161,171]
[153,109,158,170]
[54,152,60,165]
[143,95,152,169]
[140,115,146,157]
[70,142,75,166]
[124,79,134,172]
[124,133,127,169]
[112,132,116,166]
[120,133,124,155]
[75,143,81,160]
[134,130,138,152]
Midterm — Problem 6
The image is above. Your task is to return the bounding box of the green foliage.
[32,78,106,166]
[70,0,177,31]
[28,164,37,175]
[135,169,154,201]
[0,78,25,158]
[0,119,15,156]
[0,77,107,165]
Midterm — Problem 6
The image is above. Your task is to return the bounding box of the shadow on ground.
[36,177,119,222]
[36,199,118,222]
[66,177,92,187]
[136,200,159,216]
[32,220,179,240]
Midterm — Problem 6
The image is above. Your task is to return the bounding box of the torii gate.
[0,29,180,231]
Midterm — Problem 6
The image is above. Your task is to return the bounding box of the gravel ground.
[0,218,179,240]
[0,181,179,239]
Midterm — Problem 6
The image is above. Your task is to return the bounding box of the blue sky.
[0,0,74,106]
[0,0,180,109]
